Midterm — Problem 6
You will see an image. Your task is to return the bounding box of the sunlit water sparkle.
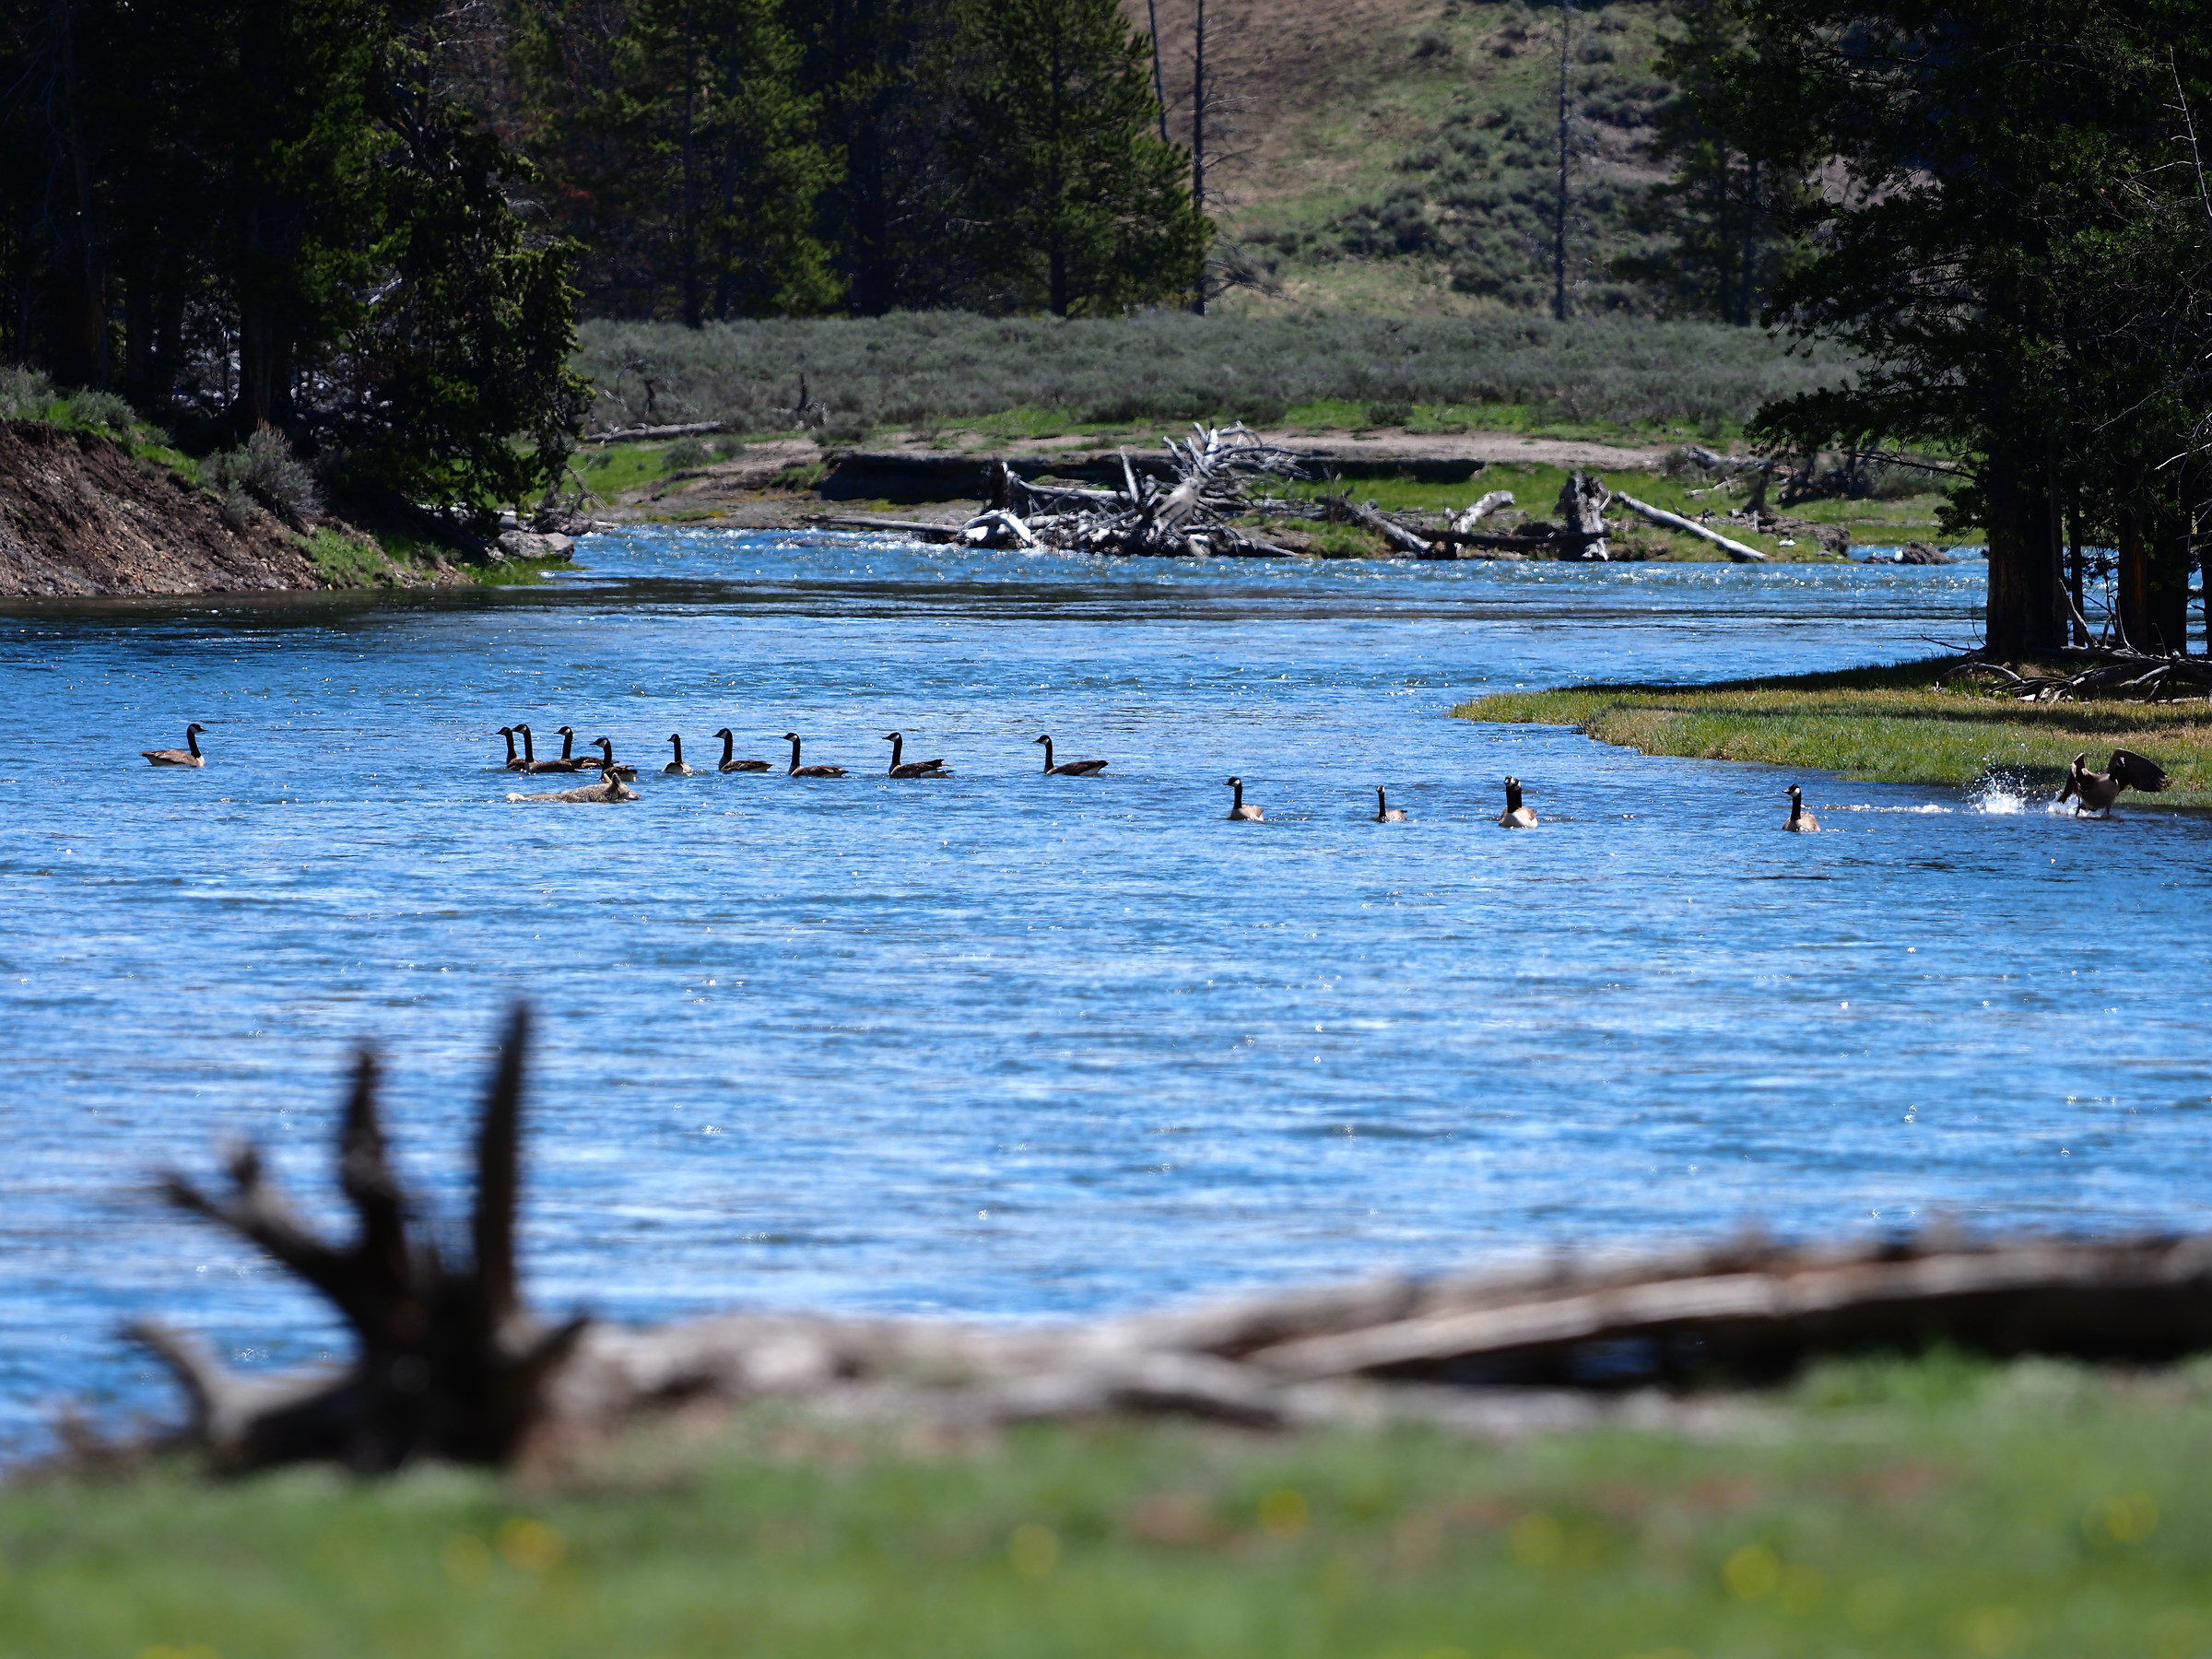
[0,528,2206,1449]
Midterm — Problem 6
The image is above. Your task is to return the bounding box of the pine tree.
[948,0,1206,316]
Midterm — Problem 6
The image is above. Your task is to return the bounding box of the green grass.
[8,1356,2212,1658]
[1456,658,2212,801]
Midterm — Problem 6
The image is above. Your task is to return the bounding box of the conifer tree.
[948,0,1206,316]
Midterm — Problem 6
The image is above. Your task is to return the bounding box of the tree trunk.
[2120,494,2193,654]
[1982,448,2064,656]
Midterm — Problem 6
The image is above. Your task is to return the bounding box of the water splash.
[1967,769,2062,815]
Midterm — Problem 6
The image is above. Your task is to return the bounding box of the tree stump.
[130,1006,586,1472]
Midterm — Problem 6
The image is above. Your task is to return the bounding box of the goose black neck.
[1040,737,1053,772]
[888,734,902,768]
[187,727,202,758]
[718,731,734,765]
[518,725,536,762]
[670,735,684,762]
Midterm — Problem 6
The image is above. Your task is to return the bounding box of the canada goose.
[1226,776,1264,820]
[1373,786,1407,822]
[506,767,639,804]
[513,724,586,774]
[664,734,700,776]
[885,732,951,777]
[586,737,639,781]
[142,724,206,767]
[782,733,846,777]
[2059,748,2171,816]
[1497,776,1537,829]
[712,728,771,772]
[1035,735,1109,775]
[497,727,526,771]
[1784,784,1819,833]
[547,725,599,771]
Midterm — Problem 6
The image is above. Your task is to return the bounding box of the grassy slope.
[6,1357,2212,1659]
[1145,0,1677,316]
[1457,660,2212,801]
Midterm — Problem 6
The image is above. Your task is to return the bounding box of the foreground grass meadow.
[5,1356,2210,1659]
[1459,661,2212,804]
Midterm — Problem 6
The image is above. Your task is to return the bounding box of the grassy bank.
[1456,660,2212,802]
[573,314,1853,443]
[5,1356,2209,1658]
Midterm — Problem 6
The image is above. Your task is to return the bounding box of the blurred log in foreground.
[127,1011,2212,1465]
[131,1006,586,1472]
[553,1232,2212,1435]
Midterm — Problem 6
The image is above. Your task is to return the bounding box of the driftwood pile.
[1960,648,2212,703]
[131,1013,2212,1470]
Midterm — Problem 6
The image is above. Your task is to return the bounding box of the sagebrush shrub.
[208,426,324,524]
[0,367,53,420]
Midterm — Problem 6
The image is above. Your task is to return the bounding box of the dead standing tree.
[129,1006,586,1472]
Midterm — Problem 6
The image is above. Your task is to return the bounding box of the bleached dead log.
[584,420,728,445]
[1616,492,1771,562]
[1557,471,1611,560]
[958,510,1040,549]
[1451,489,1516,533]
[1327,493,1434,556]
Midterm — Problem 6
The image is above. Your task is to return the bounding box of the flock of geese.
[137,724,2175,827]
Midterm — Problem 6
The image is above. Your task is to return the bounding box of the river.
[1,527,2204,1448]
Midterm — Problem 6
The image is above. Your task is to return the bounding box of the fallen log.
[806,513,961,542]
[1452,489,1516,533]
[1615,492,1771,562]
[1325,493,1434,557]
[584,421,729,445]
[133,1015,2212,1467]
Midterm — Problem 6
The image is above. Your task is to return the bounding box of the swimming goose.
[2059,748,2170,816]
[586,737,639,781]
[885,732,951,777]
[547,725,600,771]
[1496,776,1537,829]
[1784,784,1818,833]
[1226,776,1264,821]
[507,767,639,804]
[513,724,585,774]
[783,733,846,777]
[1035,735,1109,775]
[664,735,700,776]
[1373,786,1407,822]
[497,727,527,771]
[712,728,771,772]
[142,724,207,767]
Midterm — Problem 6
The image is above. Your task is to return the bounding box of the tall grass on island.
[576,313,1856,440]
[1458,660,2212,804]
[5,1354,2208,1658]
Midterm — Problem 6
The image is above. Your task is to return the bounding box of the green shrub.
[662,438,712,469]
[0,366,51,419]
[208,426,324,525]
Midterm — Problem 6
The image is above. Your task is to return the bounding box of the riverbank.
[0,415,556,597]
[1457,659,2212,805]
[6,1352,2204,1658]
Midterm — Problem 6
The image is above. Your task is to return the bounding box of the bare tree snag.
[1556,471,1610,560]
[130,1006,586,1472]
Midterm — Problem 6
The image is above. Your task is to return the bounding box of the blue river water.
[1,527,2206,1448]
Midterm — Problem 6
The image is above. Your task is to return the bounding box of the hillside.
[1137,0,1678,315]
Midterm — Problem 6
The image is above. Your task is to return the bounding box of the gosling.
[1226,776,1264,821]
[1496,776,1537,829]
[1373,786,1406,822]
[1784,784,1818,833]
